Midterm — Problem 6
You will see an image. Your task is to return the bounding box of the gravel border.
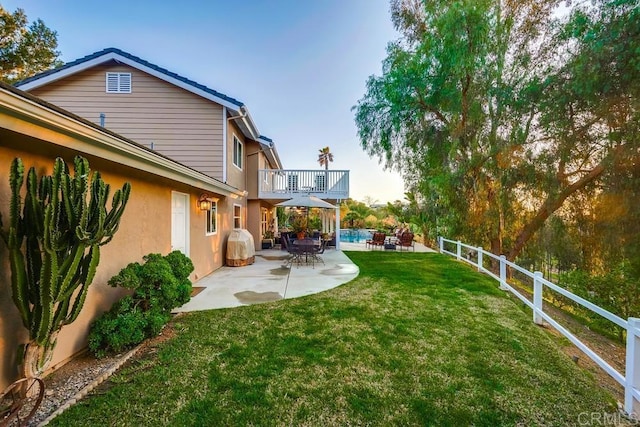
[36,345,141,426]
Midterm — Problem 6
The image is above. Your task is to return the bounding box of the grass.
[50,252,616,426]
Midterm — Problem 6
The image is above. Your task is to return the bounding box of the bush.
[557,262,640,341]
[89,251,194,357]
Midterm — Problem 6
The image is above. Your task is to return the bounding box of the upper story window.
[106,72,131,93]
[233,136,243,169]
[206,201,218,235]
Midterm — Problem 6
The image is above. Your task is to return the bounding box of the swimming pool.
[339,229,373,243]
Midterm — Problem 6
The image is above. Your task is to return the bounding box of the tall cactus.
[0,156,131,378]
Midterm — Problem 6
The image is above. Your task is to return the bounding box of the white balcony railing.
[258,169,349,200]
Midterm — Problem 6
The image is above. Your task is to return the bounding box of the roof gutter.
[257,136,283,169]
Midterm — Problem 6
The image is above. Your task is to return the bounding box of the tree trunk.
[489,237,502,272]
[506,162,606,261]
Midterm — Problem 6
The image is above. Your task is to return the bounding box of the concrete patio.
[175,241,435,313]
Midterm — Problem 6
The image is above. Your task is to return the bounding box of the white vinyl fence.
[439,237,640,417]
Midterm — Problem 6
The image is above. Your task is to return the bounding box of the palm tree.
[318,146,333,170]
[317,146,334,193]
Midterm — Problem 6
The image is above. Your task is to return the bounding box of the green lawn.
[50,252,615,426]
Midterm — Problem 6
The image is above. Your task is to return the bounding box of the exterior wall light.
[198,194,212,211]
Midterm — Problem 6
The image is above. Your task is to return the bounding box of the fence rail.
[439,237,640,417]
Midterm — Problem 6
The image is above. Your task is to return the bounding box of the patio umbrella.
[277,195,337,237]
[276,194,336,209]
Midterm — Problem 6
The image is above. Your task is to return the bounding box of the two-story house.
[0,80,256,387]
[14,48,286,251]
[16,48,350,249]
[0,48,349,386]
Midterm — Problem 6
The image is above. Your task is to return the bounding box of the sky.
[3,0,406,204]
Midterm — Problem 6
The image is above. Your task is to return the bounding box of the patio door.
[171,192,189,255]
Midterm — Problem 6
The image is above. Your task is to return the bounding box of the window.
[106,72,132,93]
[206,201,217,235]
[233,136,243,169]
[233,204,242,229]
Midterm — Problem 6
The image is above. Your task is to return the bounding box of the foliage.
[290,216,308,234]
[50,253,615,425]
[87,297,149,358]
[317,146,334,170]
[340,199,372,229]
[0,156,130,377]
[557,262,640,341]
[164,250,195,283]
[353,0,640,264]
[0,6,62,83]
[88,251,193,357]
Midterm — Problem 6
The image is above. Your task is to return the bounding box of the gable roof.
[0,80,244,198]
[15,47,274,145]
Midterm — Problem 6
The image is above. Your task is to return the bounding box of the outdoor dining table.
[292,238,321,266]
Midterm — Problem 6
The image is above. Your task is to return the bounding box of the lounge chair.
[397,232,415,251]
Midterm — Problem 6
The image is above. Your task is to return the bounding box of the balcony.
[258,169,349,200]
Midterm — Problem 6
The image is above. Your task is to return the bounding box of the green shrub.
[557,262,640,341]
[88,297,147,358]
[165,250,195,281]
[89,251,194,357]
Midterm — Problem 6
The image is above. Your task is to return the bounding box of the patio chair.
[397,232,415,252]
[282,234,303,267]
[369,232,386,250]
[311,239,328,266]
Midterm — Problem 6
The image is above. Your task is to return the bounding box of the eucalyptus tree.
[354,0,640,261]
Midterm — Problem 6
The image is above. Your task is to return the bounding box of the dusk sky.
[3,0,406,203]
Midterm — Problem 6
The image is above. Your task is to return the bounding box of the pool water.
[339,229,373,243]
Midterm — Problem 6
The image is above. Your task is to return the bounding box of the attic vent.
[106,72,131,93]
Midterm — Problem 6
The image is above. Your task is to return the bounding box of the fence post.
[625,317,640,417]
[477,247,483,272]
[533,272,544,325]
[456,241,461,260]
[499,255,508,290]
[438,236,443,253]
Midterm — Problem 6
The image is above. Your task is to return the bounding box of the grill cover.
[226,229,255,267]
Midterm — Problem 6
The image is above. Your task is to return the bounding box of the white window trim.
[232,135,243,170]
[205,200,218,236]
[106,72,132,93]
[233,203,242,229]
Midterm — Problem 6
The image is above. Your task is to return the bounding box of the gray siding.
[31,63,224,179]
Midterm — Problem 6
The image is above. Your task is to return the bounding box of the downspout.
[222,106,227,183]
